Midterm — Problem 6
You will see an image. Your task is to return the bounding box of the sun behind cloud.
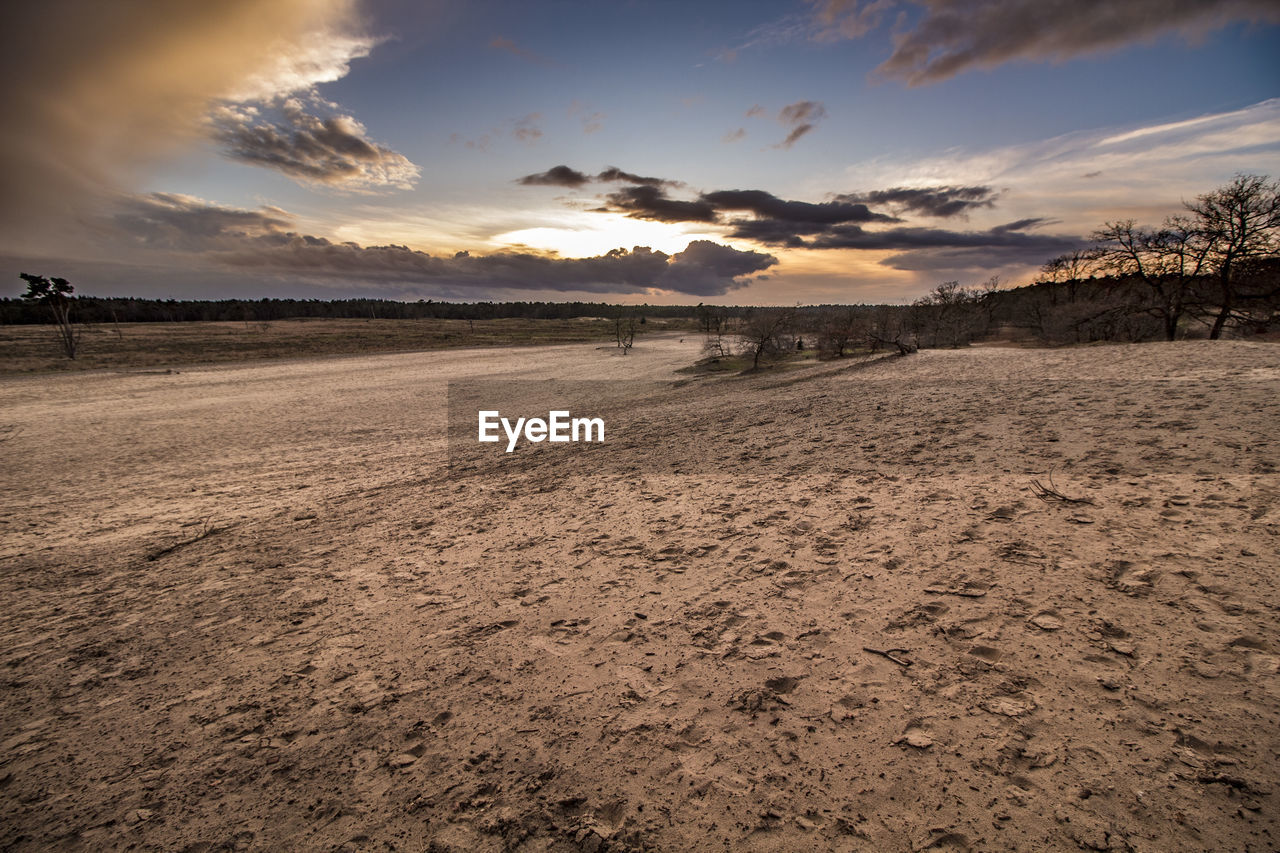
[494,213,724,257]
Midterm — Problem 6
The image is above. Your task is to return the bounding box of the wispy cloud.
[775,100,827,148]
[489,36,558,67]
[842,98,1280,232]
[806,0,1280,85]
[567,100,605,135]
[742,99,831,147]
[512,113,543,145]
[838,185,998,217]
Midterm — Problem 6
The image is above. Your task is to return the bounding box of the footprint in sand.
[1027,610,1064,631]
[968,645,1003,664]
[981,695,1036,717]
[897,723,935,749]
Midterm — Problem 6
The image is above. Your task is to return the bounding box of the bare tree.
[866,305,917,354]
[613,307,638,354]
[1186,174,1280,339]
[911,280,984,347]
[20,273,79,359]
[700,308,735,357]
[737,307,795,370]
[1091,219,1210,341]
[816,306,866,358]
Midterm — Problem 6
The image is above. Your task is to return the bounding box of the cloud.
[109,194,776,297]
[517,166,679,189]
[779,100,827,126]
[742,100,828,145]
[513,114,543,145]
[807,0,1280,85]
[595,168,677,188]
[209,97,419,190]
[723,128,747,143]
[523,163,1086,275]
[807,0,895,40]
[0,0,378,250]
[603,186,720,223]
[112,192,293,252]
[803,218,1075,253]
[837,185,998,217]
[703,190,896,225]
[568,101,605,134]
[843,99,1280,234]
[489,36,557,67]
[778,125,819,149]
[517,166,592,188]
[775,100,827,148]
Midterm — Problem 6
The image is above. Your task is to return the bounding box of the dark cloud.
[518,166,677,189]
[879,242,1082,272]
[802,221,1079,258]
[990,217,1054,233]
[589,181,898,229]
[517,165,592,187]
[722,218,834,248]
[837,185,998,217]
[603,186,719,223]
[596,167,675,188]
[210,98,419,190]
[526,165,1078,273]
[704,189,895,225]
[113,192,292,251]
[808,0,1280,85]
[110,193,774,297]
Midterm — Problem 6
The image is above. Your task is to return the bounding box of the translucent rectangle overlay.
[445,378,1279,480]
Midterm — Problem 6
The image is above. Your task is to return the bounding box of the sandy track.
[2,338,1279,851]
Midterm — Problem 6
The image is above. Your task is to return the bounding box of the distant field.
[0,317,690,373]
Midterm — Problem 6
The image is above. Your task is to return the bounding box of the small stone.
[389,753,417,767]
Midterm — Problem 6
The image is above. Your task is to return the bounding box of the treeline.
[694,257,1280,368]
[0,297,713,325]
[989,262,1280,344]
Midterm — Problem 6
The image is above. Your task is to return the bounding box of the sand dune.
[2,337,1278,851]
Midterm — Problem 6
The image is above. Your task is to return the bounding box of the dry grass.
[0,317,687,373]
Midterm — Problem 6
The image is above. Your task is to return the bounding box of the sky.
[1,0,1278,305]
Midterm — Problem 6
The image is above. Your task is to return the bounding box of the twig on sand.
[145,516,224,562]
[863,646,912,667]
[1030,467,1095,505]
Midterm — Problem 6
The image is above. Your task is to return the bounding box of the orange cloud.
[0,0,375,252]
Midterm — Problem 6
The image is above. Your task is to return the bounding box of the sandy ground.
[2,334,1279,851]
